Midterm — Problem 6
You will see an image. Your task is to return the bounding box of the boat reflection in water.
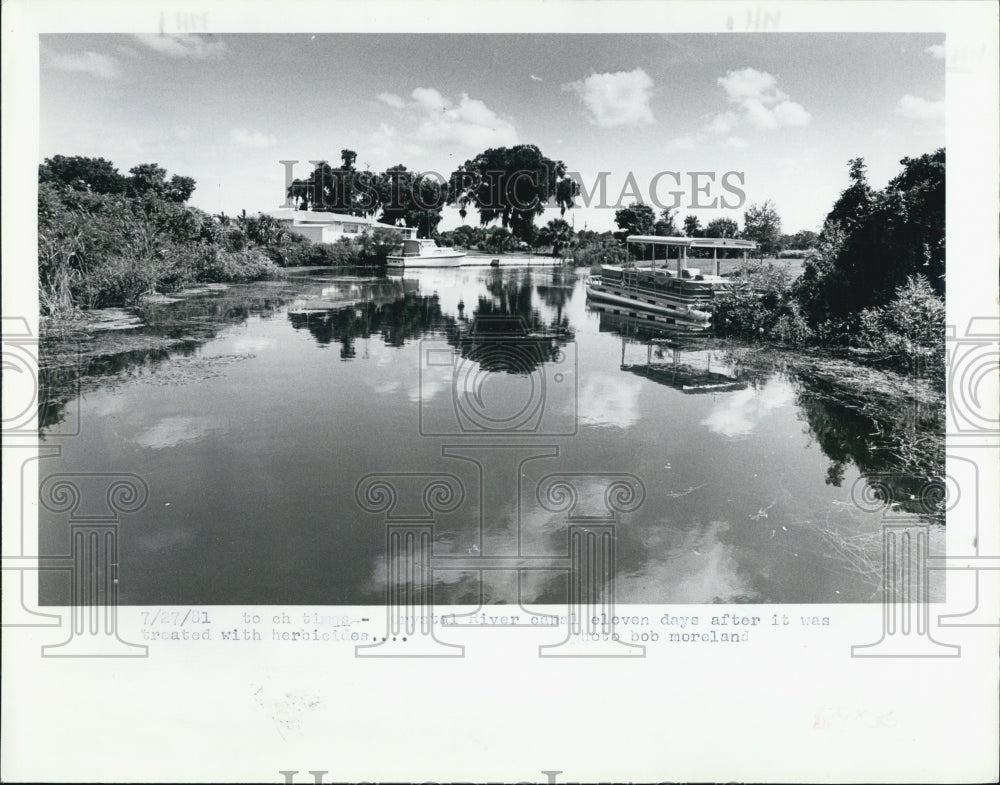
[36,264,946,606]
[287,276,419,313]
[597,310,747,394]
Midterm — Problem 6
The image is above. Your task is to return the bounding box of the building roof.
[627,235,756,249]
[264,209,388,226]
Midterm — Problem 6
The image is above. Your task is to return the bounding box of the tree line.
[711,149,946,375]
[287,145,579,241]
[39,144,945,373]
[287,146,817,258]
[37,155,402,317]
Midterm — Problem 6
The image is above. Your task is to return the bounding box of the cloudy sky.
[40,33,945,233]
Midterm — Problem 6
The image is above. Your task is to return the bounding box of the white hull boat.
[387,239,467,268]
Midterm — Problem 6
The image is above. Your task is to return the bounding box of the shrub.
[771,303,814,346]
[853,275,945,374]
[194,247,277,283]
[711,262,795,340]
[359,228,403,265]
[38,165,287,316]
[572,238,628,268]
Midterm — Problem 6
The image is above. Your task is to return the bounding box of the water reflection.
[39,286,292,431]
[288,290,453,357]
[596,311,945,520]
[36,265,945,604]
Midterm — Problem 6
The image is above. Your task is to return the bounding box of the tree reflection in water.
[35,267,948,603]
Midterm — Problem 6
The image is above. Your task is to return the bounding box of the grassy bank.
[37,156,402,322]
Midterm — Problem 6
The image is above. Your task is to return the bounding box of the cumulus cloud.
[577,375,642,429]
[530,74,543,82]
[701,380,793,438]
[408,87,517,149]
[230,128,277,149]
[46,51,120,79]
[925,44,946,59]
[707,68,811,134]
[366,87,516,156]
[772,100,812,126]
[133,33,226,59]
[377,92,405,109]
[718,68,788,104]
[897,94,944,120]
[742,97,779,129]
[562,68,655,127]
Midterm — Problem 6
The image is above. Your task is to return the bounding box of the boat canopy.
[626,235,757,250]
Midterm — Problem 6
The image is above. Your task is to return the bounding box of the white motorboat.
[386,238,467,268]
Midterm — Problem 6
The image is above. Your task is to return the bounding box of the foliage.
[39,155,196,203]
[742,200,782,257]
[193,247,277,283]
[127,163,196,203]
[39,155,128,195]
[853,275,945,375]
[711,149,946,370]
[826,157,875,234]
[780,229,819,251]
[614,202,655,236]
[448,145,579,241]
[537,218,573,253]
[359,227,404,264]
[481,226,517,254]
[274,237,361,267]
[376,165,447,238]
[796,150,945,328]
[38,157,283,316]
[572,235,629,268]
[287,149,379,216]
[711,262,812,345]
[703,217,740,238]
[440,224,485,249]
[683,215,703,237]
[653,208,679,237]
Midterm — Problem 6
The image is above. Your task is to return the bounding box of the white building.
[264,209,417,244]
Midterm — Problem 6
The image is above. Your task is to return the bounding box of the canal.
[38,264,945,605]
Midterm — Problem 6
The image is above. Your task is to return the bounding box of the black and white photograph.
[3,2,998,783]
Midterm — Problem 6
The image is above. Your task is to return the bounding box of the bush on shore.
[37,156,408,317]
[710,150,945,374]
[853,275,946,376]
[38,182,285,316]
[711,262,814,346]
[571,237,629,268]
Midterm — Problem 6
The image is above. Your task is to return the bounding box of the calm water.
[39,266,944,605]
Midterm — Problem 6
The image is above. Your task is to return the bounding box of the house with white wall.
[264,209,417,244]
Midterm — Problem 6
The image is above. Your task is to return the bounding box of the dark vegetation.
[709,150,945,378]
[37,155,402,318]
